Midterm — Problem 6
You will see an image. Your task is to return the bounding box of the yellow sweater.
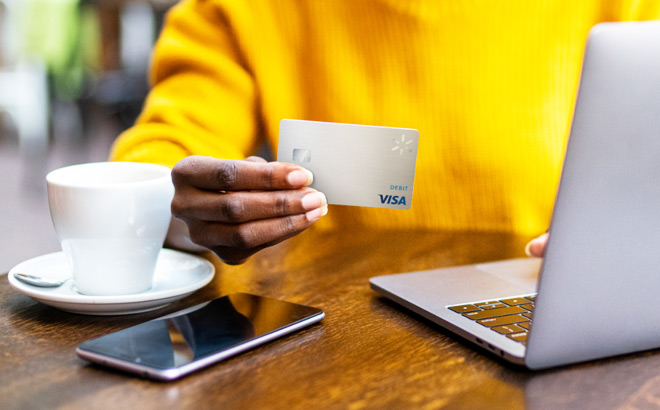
[110,0,660,235]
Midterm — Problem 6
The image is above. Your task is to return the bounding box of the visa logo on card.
[277,119,419,209]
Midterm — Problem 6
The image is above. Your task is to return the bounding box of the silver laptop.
[370,21,660,370]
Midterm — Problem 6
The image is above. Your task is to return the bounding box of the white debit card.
[277,119,419,209]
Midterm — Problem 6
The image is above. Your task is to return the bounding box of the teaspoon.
[12,273,70,288]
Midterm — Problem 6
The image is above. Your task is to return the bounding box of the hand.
[525,232,548,257]
[171,155,327,265]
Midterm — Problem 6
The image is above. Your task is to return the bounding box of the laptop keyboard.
[447,294,536,345]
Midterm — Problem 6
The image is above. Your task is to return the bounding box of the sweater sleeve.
[109,0,260,168]
[617,0,660,20]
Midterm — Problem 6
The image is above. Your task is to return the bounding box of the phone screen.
[76,293,324,380]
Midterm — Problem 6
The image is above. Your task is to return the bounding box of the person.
[109,1,660,265]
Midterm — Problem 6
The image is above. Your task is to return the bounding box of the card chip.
[292,149,312,163]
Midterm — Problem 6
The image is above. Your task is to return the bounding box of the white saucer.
[7,249,215,315]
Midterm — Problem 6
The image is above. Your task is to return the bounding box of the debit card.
[277,119,419,209]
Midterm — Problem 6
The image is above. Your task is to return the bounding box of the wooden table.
[2,227,660,409]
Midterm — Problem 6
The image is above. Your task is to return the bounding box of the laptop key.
[491,324,526,334]
[474,301,507,310]
[507,332,528,343]
[519,303,534,311]
[448,304,480,313]
[500,298,529,306]
[477,314,528,327]
[462,306,526,320]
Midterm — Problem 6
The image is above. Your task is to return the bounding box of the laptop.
[369,21,660,370]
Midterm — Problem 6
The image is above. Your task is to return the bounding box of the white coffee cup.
[46,162,174,296]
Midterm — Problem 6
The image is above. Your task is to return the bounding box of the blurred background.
[0,0,177,272]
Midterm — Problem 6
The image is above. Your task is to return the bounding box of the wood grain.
[2,227,659,410]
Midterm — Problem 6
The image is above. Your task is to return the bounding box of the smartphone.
[76,293,324,381]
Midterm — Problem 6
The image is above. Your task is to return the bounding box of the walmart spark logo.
[392,134,414,156]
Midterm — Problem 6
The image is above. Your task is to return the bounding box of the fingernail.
[301,192,327,211]
[287,169,314,186]
[525,237,542,257]
[303,169,313,184]
[305,204,328,222]
[526,232,549,257]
